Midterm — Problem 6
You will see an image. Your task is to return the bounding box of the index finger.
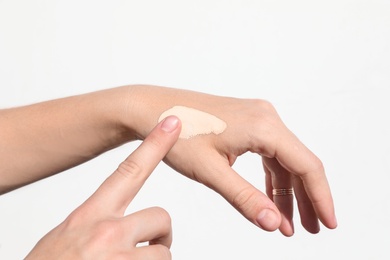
[89,116,181,215]
[274,129,337,229]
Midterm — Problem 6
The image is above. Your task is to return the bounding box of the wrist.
[118,85,149,140]
[118,85,175,141]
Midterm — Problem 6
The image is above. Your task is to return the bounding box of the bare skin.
[0,85,337,237]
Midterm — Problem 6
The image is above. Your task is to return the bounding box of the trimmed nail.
[161,116,179,133]
[256,209,280,231]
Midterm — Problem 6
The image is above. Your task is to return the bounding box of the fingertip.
[331,212,338,228]
[325,215,338,230]
[317,204,337,230]
[279,219,295,237]
[310,226,320,234]
[302,219,320,234]
[256,208,282,231]
[331,221,338,229]
[160,115,181,133]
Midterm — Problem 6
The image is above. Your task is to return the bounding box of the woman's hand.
[127,85,337,236]
[26,116,181,259]
[0,84,336,238]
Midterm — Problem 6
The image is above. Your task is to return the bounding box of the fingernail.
[256,209,280,231]
[161,116,179,133]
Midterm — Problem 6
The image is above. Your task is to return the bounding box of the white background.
[1,1,389,259]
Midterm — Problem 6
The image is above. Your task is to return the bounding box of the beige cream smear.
[158,106,227,139]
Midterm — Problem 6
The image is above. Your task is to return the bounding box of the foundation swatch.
[158,106,227,139]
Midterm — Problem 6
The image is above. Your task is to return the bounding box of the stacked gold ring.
[272,188,293,196]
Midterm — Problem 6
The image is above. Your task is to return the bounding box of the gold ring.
[272,188,293,196]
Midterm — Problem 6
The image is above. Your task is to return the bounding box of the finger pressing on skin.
[273,130,337,229]
[88,116,181,215]
[124,207,172,248]
[262,157,294,237]
[201,152,281,232]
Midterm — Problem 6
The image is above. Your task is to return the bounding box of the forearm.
[0,84,210,194]
[0,86,136,194]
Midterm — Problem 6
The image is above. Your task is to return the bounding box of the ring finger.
[263,157,294,236]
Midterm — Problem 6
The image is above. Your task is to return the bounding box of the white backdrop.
[1,1,389,259]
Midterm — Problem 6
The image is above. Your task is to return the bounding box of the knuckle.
[249,100,281,153]
[151,207,172,227]
[313,157,325,172]
[63,208,87,229]
[231,186,259,216]
[93,220,122,244]
[116,159,143,179]
[300,155,325,178]
[253,99,277,115]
